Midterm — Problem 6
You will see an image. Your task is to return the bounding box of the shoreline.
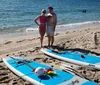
[1,21,100,39]
[0,26,100,85]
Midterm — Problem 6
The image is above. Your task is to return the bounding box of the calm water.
[0,0,100,33]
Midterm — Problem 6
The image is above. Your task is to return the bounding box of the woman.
[34,9,47,47]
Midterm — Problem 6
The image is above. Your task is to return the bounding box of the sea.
[0,0,100,38]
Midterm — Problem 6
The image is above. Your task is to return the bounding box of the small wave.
[26,27,38,32]
[57,21,100,29]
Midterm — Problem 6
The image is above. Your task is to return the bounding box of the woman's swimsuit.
[39,16,46,36]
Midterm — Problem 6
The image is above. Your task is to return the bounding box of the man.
[47,6,57,47]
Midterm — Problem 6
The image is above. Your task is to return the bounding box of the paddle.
[60,65,85,79]
[61,64,100,82]
[10,57,56,76]
[60,65,93,81]
[10,57,35,71]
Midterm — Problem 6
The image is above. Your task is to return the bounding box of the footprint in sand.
[4,41,12,44]
[0,64,11,84]
[9,79,17,85]
[16,39,26,43]
[26,49,36,54]
[33,57,43,61]
[42,58,48,63]
[27,38,36,41]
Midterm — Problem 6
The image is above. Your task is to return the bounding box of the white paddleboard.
[3,56,98,85]
[41,48,100,70]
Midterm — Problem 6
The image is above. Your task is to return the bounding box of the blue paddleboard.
[3,56,98,85]
[41,48,100,70]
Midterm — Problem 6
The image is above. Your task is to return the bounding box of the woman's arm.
[34,16,40,26]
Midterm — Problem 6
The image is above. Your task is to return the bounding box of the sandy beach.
[0,26,100,85]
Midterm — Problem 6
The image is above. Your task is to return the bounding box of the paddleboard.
[3,56,97,85]
[41,48,100,70]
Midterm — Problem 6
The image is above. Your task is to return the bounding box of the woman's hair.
[42,9,46,13]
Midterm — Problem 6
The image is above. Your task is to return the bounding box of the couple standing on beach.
[34,7,57,48]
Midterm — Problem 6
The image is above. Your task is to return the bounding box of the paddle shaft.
[61,65,95,81]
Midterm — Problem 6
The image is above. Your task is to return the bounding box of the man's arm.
[54,14,57,31]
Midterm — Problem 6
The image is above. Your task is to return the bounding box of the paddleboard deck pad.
[3,56,98,85]
[41,48,100,70]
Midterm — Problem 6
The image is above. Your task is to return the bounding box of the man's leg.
[48,35,51,47]
[51,36,54,46]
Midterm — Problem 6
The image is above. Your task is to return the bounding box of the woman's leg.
[40,35,44,47]
[39,29,45,47]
